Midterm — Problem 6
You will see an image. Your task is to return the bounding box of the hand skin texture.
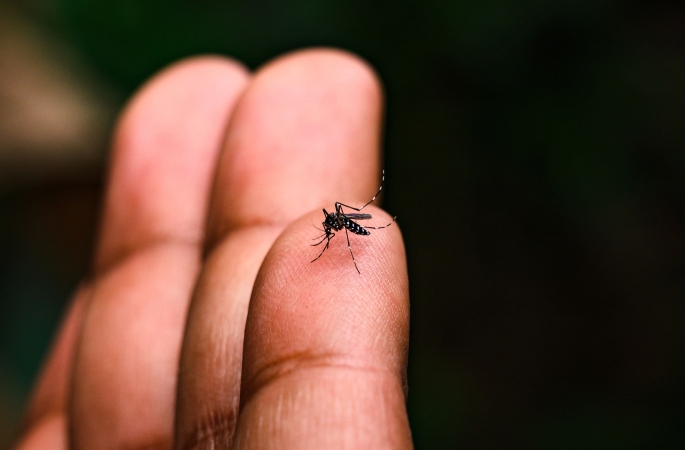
[14,48,411,450]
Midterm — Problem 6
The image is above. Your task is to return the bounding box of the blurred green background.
[1,0,685,447]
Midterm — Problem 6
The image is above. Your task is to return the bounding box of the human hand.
[16,49,410,449]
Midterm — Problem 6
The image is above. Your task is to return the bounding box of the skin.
[14,48,411,449]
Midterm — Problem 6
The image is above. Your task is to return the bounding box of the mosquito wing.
[343,213,373,220]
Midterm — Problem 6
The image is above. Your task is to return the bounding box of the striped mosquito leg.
[365,215,397,230]
[344,227,361,274]
[335,169,385,213]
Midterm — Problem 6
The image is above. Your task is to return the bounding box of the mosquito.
[311,170,396,274]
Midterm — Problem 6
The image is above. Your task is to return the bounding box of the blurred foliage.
[2,0,685,447]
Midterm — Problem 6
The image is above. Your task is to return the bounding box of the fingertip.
[243,205,409,399]
[254,47,384,108]
[235,206,411,448]
[115,55,250,154]
[96,55,250,271]
[205,48,386,239]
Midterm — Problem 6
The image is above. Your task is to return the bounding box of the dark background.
[1,0,685,447]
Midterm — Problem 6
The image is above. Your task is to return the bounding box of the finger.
[175,48,384,448]
[235,207,411,449]
[69,57,249,449]
[14,286,89,450]
[14,416,66,450]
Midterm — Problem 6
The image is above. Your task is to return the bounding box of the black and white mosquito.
[311,170,396,274]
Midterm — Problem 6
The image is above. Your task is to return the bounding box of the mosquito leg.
[365,215,397,230]
[312,224,331,243]
[311,233,334,262]
[344,227,361,274]
[335,169,386,214]
[311,234,328,246]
